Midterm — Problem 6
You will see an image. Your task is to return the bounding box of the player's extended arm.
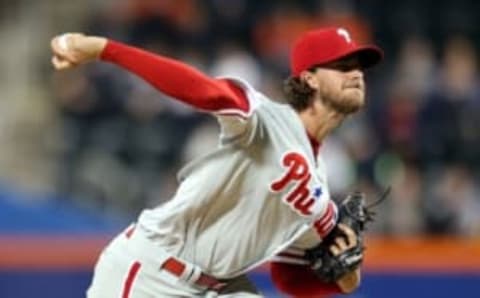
[50,33,249,113]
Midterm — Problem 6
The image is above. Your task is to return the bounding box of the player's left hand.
[305,192,372,284]
[328,223,358,256]
[305,189,389,288]
[307,221,364,283]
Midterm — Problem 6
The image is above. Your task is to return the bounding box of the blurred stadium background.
[0,0,480,297]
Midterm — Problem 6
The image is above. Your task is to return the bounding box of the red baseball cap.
[290,27,383,77]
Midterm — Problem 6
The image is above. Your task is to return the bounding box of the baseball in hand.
[57,34,70,51]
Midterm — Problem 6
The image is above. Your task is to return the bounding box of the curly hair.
[282,76,316,112]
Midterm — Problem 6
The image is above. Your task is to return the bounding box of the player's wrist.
[336,268,361,293]
[85,36,108,59]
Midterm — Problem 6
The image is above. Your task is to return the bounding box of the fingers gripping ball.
[51,34,76,70]
[306,189,389,283]
[50,33,106,70]
[57,34,71,51]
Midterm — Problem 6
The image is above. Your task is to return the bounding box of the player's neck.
[298,103,345,142]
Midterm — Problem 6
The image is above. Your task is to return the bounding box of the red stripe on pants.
[122,261,141,298]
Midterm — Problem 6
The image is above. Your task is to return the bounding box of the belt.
[124,225,226,291]
[162,257,226,291]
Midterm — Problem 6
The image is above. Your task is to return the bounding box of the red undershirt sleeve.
[270,262,342,297]
[100,40,249,115]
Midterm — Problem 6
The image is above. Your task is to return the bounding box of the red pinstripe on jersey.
[122,261,141,298]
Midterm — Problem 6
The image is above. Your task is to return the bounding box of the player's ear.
[300,70,319,90]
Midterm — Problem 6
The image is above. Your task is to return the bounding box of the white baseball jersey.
[137,77,337,278]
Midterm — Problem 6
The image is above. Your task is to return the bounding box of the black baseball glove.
[305,188,390,283]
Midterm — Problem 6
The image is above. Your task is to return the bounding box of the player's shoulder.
[220,76,298,127]
[221,76,288,107]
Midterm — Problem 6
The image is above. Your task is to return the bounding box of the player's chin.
[340,91,365,114]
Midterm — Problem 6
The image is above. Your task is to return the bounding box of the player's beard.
[321,86,365,115]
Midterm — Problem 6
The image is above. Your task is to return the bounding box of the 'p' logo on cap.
[290,27,383,76]
[337,28,352,43]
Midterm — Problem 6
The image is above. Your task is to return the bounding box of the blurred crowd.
[1,0,480,236]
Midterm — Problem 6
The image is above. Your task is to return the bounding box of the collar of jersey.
[306,131,321,158]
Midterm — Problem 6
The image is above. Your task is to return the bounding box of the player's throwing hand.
[50,33,107,70]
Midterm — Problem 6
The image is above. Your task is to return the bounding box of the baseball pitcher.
[50,27,382,297]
